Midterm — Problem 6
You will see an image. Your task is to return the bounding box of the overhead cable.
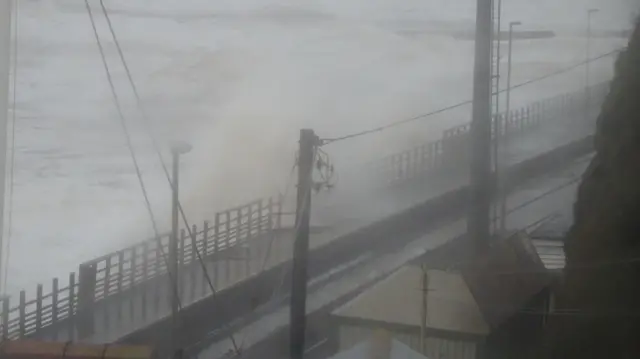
[321,47,623,146]
[84,0,185,316]
[97,0,240,352]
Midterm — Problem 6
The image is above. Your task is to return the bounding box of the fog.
[3,0,635,294]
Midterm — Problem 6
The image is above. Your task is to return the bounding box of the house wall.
[338,324,477,359]
[481,289,550,359]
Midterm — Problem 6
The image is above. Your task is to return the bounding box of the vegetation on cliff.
[545,17,640,359]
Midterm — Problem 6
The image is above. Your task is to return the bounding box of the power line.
[97,1,240,353]
[84,0,186,320]
[321,48,623,146]
[258,153,298,274]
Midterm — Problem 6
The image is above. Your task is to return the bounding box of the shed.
[332,267,486,359]
[331,232,554,359]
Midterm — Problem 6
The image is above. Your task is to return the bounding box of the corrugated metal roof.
[328,336,429,359]
[332,267,490,336]
[531,239,565,270]
[529,212,572,240]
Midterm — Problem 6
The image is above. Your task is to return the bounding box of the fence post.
[214,214,221,287]
[103,256,111,299]
[18,291,25,338]
[266,198,274,233]
[225,211,232,285]
[141,242,149,321]
[2,296,9,340]
[154,238,162,314]
[180,229,186,268]
[236,208,243,280]
[51,278,58,340]
[257,201,266,275]
[190,224,198,302]
[276,195,283,230]
[36,284,43,334]
[246,205,253,276]
[68,272,76,341]
[77,263,97,339]
[129,247,137,322]
[203,221,210,257]
[117,251,124,325]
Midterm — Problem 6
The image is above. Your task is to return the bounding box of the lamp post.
[586,8,599,114]
[169,141,192,353]
[499,21,521,233]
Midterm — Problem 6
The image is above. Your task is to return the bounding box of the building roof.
[332,267,490,337]
[460,232,551,329]
[332,233,555,339]
[328,333,429,359]
[529,212,572,240]
[531,239,565,270]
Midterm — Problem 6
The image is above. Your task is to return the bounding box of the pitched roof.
[531,239,565,270]
[460,232,552,329]
[332,267,490,337]
[529,212,572,240]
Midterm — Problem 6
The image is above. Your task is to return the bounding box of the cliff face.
[547,18,640,358]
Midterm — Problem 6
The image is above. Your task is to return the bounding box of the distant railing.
[0,81,610,342]
[0,197,282,341]
[372,82,608,185]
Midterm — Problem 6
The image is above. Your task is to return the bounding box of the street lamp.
[586,8,599,113]
[498,20,521,233]
[169,141,192,353]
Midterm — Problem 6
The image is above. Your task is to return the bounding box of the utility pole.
[420,265,429,355]
[0,0,13,296]
[490,0,502,235]
[468,0,493,253]
[169,142,191,354]
[290,129,319,359]
[585,9,599,115]
[499,21,521,233]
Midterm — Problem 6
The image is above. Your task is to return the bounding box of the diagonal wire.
[258,153,298,273]
[321,47,623,146]
[185,146,318,356]
[84,0,184,314]
[97,0,240,352]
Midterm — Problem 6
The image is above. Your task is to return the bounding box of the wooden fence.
[0,197,282,341]
[0,81,610,343]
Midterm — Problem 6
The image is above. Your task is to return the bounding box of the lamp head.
[171,142,193,155]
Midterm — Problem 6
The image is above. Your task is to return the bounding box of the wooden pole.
[420,265,429,355]
[468,0,494,254]
[289,129,319,359]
